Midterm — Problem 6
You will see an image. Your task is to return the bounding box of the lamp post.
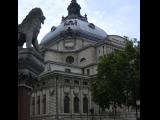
[136,100,140,120]
[90,108,94,120]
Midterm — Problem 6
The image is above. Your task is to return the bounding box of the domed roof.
[40,0,107,46]
[41,19,107,45]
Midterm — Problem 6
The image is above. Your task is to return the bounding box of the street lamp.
[136,100,140,120]
[90,108,94,120]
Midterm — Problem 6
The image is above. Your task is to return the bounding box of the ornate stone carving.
[18,47,45,92]
[64,20,77,26]
[51,26,56,32]
[18,8,45,52]
[88,23,95,29]
[73,87,79,94]
[64,87,70,94]
[18,69,37,87]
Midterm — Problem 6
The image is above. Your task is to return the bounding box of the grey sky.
[18,0,140,43]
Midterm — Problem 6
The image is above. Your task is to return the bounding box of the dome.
[40,0,107,46]
[40,19,107,45]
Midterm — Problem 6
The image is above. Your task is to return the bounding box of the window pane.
[42,95,46,114]
[37,96,40,115]
[74,97,79,113]
[87,69,90,75]
[66,56,74,64]
[83,97,88,113]
[64,96,70,113]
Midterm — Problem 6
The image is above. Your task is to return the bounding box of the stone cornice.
[39,70,92,80]
[45,60,97,69]
[18,84,33,90]
[95,39,125,49]
[44,44,96,54]
[45,60,81,68]
[18,47,44,62]
[18,48,45,74]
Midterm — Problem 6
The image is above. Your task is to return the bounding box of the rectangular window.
[87,69,90,75]
[37,96,40,115]
[32,97,35,115]
[103,46,104,55]
[82,69,84,75]
[42,95,46,114]
[74,80,79,85]
[65,69,71,73]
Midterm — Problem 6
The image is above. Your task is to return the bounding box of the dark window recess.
[83,81,88,85]
[103,46,104,54]
[80,58,86,62]
[74,80,79,85]
[64,96,70,113]
[42,82,46,86]
[88,23,95,29]
[37,96,40,115]
[64,79,70,83]
[66,56,74,64]
[51,26,56,32]
[65,69,71,73]
[83,97,88,113]
[42,95,46,114]
[87,69,90,75]
[82,69,84,75]
[74,97,79,113]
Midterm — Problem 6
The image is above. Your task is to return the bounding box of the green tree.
[91,40,140,117]
[92,50,128,115]
[125,40,140,107]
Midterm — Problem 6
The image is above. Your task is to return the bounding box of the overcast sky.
[18,0,140,43]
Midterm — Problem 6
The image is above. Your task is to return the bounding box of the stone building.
[30,0,127,120]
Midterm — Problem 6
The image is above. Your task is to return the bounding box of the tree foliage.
[91,40,140,112]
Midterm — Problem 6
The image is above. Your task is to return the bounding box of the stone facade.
[30,1,128,120]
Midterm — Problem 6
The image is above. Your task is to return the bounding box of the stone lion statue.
[18,8,45,52]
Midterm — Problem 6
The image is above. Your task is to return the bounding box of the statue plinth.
[18,48,44,120]
[18,7,45,120]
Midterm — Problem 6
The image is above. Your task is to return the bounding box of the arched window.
[42,95,46,114]
[87,69,90,75]
[37,96,40,115]
[66,56,74,64]
[80,58,86,62]
[83,97,88,113]
[64,96,70,113]
[74,96,79,113]
[88,23,95,29]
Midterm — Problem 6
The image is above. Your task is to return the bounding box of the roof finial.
[71,0,77,3]
[85,13,87,18]
[68,0,81,16]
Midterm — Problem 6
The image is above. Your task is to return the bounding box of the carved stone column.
[18,48,44,120]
